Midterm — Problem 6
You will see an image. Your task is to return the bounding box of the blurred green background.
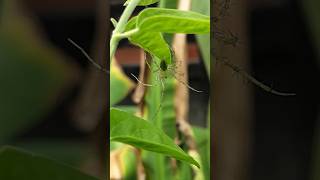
[0,0,107,178]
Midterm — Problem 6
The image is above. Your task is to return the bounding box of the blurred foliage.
[0,0,99,178]
[13,139,91,167]
[0,146,98,180]
[110,0,210,179]
[110,60,134,106]
[193,127,210,179]
[0,0,75,143]
[192,0,210,76]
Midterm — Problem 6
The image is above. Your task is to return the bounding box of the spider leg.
[173,73,203,93]
[130,73,153,87]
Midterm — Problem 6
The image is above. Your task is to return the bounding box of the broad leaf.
[0,146,98,180]
[136,8,210,34]
[110,108,200,168]
[125,8,210,65]
[113,105,137,114]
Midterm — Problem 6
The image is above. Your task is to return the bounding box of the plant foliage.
[110,0,211,179]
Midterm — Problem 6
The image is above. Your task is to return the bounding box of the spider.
[133,51,203,120]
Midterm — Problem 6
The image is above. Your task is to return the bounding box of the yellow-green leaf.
[110,60,134,106]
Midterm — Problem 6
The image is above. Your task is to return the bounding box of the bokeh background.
[0,0,107,178]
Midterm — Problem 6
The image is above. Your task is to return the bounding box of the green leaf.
[0,146,98,180]
[126,17,172,65]
[110,108,200,168]
[125,8,210,65]
[114,105,137,114]
[136,8,210,34]
[157,0,177,43]
[125,0,159,6]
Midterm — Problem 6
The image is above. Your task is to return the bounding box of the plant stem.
[110,0,141,61]
[113,28,139,39]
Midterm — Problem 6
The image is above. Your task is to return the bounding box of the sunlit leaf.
[136,8,210,34]
[125,8,210,65]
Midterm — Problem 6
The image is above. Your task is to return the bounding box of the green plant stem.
[110,0,141,61]
[113,28,139,39]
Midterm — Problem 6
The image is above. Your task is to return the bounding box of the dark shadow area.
[250,0,320,179]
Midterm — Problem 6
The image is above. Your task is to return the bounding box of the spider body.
[160,60,168,71]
